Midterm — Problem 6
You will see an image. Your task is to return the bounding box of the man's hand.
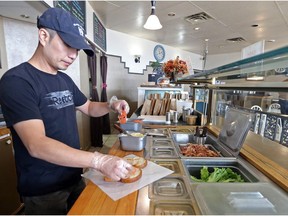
[109,96,130,114]
[91,152,133,181]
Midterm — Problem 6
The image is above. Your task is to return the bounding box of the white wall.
[107,29,203,74]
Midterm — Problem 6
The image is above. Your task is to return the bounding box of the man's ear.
[38,28,50,46]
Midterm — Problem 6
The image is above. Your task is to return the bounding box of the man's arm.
[13,119,132,180]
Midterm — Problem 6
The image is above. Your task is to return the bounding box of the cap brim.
[58,32,95,57]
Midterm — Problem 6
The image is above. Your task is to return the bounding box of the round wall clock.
[153,45,165,62]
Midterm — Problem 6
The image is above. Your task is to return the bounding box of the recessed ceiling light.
[194,27,200,31]
[168,12,176,16]
[251,24,258,27]
[20,14,30,19]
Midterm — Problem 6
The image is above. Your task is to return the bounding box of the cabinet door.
[0,136,22,214]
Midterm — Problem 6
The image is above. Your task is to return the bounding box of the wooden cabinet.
[0,128,23,214]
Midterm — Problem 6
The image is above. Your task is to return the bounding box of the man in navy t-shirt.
[0,8,132,215]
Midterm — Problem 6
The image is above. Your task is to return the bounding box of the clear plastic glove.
[109,96,130,114]
[91,151,133,181]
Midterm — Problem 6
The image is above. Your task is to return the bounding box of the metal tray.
[182,158,260,183]
[148,176,190,200]
[150,159,185,176]
[149,200,195,215]
[150,147,179,158]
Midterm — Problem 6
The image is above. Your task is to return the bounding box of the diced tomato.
[118,110,127,124]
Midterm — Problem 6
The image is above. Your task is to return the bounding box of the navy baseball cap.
[37,8,94,56]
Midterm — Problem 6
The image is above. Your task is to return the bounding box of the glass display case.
[178,45,288,147]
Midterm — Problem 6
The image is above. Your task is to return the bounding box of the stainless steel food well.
[118,132,147,151]
[149,200,196,215]
[148,176,190,200]
[150,159,185,176]
[152,138,174,148]
[182,158,260,183]
[150,146,179,158]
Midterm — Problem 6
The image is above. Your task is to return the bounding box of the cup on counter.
[186,115,197,125]
[195,136,207,145]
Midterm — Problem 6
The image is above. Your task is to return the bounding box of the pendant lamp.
[144,0,162,30]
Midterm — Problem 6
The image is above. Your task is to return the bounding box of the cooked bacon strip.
[180,143,220,157]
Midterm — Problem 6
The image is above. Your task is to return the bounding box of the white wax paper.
[82,155,173,201]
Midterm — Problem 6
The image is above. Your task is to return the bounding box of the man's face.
[43,32,79,72]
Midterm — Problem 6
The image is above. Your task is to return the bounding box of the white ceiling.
[1,1,288,55]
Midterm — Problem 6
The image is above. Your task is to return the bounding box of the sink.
[182,159,260,183]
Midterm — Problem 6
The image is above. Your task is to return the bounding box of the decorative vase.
[174,72,183,81]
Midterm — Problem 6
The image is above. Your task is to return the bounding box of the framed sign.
[93,13,106,52]
[54,0,86,32]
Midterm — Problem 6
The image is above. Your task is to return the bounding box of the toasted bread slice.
[120,167,142,183]
[124,156,147,169]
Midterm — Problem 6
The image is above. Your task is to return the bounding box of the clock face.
[153,45,165,62]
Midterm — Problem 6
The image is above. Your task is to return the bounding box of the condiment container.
[120,122,142,132]
[186,115,197,125]
[118,132,147,151]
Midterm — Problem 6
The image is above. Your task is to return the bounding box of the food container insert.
[150,159,185,176]
[193,183,288,215]
[118,132,147,151]
[149,200,195,215]
[148,176,190,200]
[182,158,260,183]
[120,122,142,132]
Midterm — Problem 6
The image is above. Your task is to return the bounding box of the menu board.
[54,0,86,31]
[93,13,106,52]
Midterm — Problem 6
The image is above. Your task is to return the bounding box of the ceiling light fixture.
[144,0,162,30]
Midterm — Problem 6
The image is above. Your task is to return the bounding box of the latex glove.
[91,151,133,181]
[109,96,130,114]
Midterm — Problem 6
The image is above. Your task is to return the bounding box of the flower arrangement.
[162,56,188,77]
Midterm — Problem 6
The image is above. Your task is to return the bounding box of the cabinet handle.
[6,139,12,145]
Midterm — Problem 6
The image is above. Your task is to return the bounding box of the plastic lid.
[194,183,288,215]
[218,107,253,157]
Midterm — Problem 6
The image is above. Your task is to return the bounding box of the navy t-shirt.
[0,62,87,196]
